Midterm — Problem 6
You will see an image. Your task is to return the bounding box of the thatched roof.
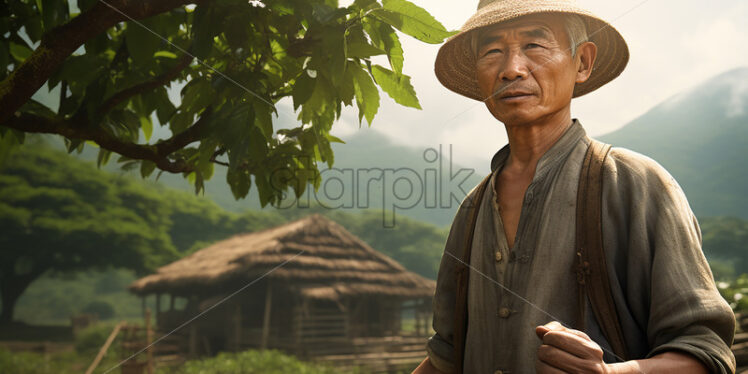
[129,214,435,300]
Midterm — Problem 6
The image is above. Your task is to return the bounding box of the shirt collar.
[490,119,588,182]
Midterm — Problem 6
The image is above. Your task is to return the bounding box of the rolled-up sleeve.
[426,188,479,374]
[645,196,736,372]
[608,148,736,373]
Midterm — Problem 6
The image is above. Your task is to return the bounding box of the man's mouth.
[498,91,534,101]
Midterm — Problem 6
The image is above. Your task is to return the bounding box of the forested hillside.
[2,143,449,324]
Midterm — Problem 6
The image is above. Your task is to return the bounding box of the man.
[412,0,736,373]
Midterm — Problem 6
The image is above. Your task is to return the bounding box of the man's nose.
[498,49,529,82]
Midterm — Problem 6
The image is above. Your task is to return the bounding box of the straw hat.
[434,0,629,100]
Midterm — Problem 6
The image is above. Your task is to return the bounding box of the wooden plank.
[84,321,126,374]
[146,308,154,374]
[233,303,242,352]
[261,283,272,349]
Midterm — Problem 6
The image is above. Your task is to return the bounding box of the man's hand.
[535,321,710,374]
[535,321,612,373]
[411,357,446,374]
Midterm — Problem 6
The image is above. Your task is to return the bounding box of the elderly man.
[412,1,736,373]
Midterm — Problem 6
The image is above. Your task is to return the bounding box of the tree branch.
[97,54,194,116]
[0,0,210,125]
[2,110,214,174]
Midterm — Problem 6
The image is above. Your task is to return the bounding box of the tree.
[0,0,453,206]
[700,216,748,275]
[0,145,180,324]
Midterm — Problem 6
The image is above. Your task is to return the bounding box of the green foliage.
[0,0,453,208]
[74,321,118,354]
[0,145,179,276]
[173,350,345,374]
[701,216,748,276]
[716,274,748,313]
[0,348,71,374]
[81,300,115,320]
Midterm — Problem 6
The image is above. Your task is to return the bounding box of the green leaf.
[254,101,273,138]
[9,42,32,62]
[140,116,153,141]
[140,160,156,178]
[292,73,316,111]
[363,19,404,74]
[0,42,8,72]
[345,41,386,58]
[371,0,455,44]
[77,0,97,12]
[181,79,216,114]
[326,134,346,144]
[125,20,161,66]
[151,87,176,125]
[191,5,221,59]
[169,110,194,134]
[97,148,112,168]
[58,54,104,89]
[23,15,43,43]
[154,51,178,59]
[227,168,251,199]
[224,14,250,50]
[349,62,380,126]
[339,65,355,106]
[41,0,69,32]
[371,65,421,109]
[20,99,56,118]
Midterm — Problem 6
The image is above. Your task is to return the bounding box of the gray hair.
[471,14,589,58]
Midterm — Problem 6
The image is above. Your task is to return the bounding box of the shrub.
[75,322,118,354]
[175,350,342,374]
[82,300,116,319]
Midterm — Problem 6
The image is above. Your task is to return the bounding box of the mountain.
[599,67,748,220]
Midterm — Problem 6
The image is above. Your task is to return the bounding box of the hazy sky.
[326,0,748,171]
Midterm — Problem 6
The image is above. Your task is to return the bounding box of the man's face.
[475,13,580,126]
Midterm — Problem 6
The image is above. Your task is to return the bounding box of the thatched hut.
[129,214,435,362]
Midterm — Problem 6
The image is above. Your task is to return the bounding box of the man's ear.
[575,41,598,84]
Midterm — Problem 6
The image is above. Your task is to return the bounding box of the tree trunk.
[0,268,46,325]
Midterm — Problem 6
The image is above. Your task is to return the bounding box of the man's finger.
[541,330,604,360]
[535,321,592,341]
[537,343,604,373]
[536,321,567,339]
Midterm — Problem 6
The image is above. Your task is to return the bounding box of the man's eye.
[485,48,502,55]
[526,43,542,49]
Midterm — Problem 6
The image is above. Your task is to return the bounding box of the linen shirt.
[426,119,736,373]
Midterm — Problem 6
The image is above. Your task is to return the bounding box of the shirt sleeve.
[425,185,480,374]
[606,148,736,373]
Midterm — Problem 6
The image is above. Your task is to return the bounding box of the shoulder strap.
[453,173,492,374]
[574,139,628,361]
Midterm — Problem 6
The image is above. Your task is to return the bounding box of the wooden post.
[145,308,154,374]
[169,294,175,311]
[84,321,125,374]
[141,296,146,318]
[189,323,198,357]
[233,302,242,352]
[261,283,273,350]
[156,294,161,314]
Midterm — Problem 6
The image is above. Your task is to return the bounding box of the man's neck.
[502,109,572,175]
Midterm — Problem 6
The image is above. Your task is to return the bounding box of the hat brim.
[434,4,629,101]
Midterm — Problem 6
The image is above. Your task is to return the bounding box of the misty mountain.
[599,67,748,220]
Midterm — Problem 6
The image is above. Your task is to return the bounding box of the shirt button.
[498,307,511,318]
[494,370,504,374]
[495,251,503,262]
